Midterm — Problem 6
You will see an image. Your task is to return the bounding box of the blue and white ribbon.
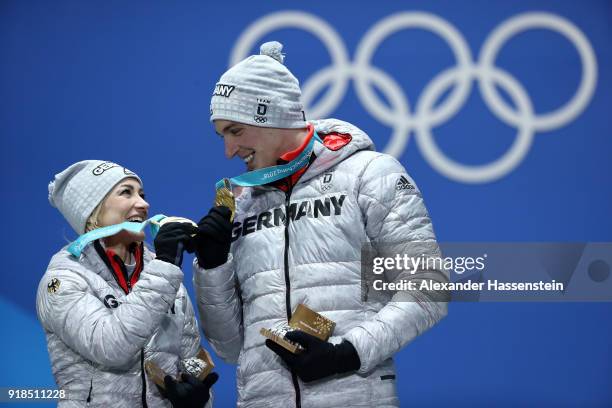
[67,214,167,257]
[215,132,322,190]
[68,132,323,257]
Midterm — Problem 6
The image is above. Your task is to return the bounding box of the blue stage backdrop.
[1,1,611,406]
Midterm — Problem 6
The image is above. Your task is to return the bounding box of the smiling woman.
[36,160,217,408]
[85,178,150,262]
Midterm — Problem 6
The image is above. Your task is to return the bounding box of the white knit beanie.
[210,41,307,129]
[48,160,143,234]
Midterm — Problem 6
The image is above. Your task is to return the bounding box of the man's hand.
[265,331,361,382]
[162,372,219,408]
[154,222,198,267]
[194,206,233,269]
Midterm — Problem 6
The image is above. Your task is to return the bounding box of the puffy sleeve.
[36,259,183,368]
[193,255,243,364]
[343,153,449,373]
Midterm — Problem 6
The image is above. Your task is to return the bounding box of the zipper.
[283,184,301,408]
[86,378,92,405]
[92,240,146,406]
[140,349,148,407]
[126,266,146,407]
[283,187,293,320]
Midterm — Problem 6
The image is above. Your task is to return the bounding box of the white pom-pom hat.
[210,41,307,129]
[48,160,142,235]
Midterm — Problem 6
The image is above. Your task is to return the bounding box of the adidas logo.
[396,175,415,191]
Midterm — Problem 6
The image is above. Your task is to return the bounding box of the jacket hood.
[302,118,375,183]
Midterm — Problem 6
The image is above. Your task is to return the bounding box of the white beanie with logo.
[210,41,307,129]
[48,160,142,234]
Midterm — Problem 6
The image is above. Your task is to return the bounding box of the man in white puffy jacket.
[192,41,448,407]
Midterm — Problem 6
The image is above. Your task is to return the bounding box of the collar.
[271,124,315,191]
[93,241,144,294]
[278,123,315,163]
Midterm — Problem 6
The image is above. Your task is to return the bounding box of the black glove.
[162,372,219,408]
[194,206,233,269]
[265,330,361,383]
[154,222,198,267]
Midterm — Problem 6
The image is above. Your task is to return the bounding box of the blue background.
[1,0,611,406]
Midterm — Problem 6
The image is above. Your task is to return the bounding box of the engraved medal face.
[181,357,207,377]
[146,347,215,390]
[180,348,215,380]
[260,326,304,354]
[290,304,336,341]
[260,304,336,354]
[215,178,236,222]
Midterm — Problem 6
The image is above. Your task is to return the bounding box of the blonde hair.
[84,177,145,234]
[84,201,104,232]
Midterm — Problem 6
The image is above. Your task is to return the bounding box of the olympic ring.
[230,11,598,183]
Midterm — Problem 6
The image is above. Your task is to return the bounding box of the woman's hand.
[154,223,198,267]
[163,372,219,408]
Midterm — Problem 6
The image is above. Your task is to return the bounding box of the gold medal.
[260,304,336,354]
[214,178,236,222]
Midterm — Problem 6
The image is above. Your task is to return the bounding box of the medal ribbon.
[215,131,323,190]
[68,214,167,257]
[70,131,323,256]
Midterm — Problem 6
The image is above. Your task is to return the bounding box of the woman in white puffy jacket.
[37,160,217,407]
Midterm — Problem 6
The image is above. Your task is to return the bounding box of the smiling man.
[215,120,310,172]
[192,41,448,408]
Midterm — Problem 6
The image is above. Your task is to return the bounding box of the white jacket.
[195,119,447,407]
[37,242,202,407]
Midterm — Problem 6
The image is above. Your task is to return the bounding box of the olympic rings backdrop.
[1,1,611,406]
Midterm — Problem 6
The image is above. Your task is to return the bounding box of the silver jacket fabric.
[37,243,202,407]
[195,118,448,407]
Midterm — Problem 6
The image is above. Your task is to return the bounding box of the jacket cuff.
[334,340,361,374]
[343,327,372,374]
[145,259,184,292]
[193,254,234,288]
